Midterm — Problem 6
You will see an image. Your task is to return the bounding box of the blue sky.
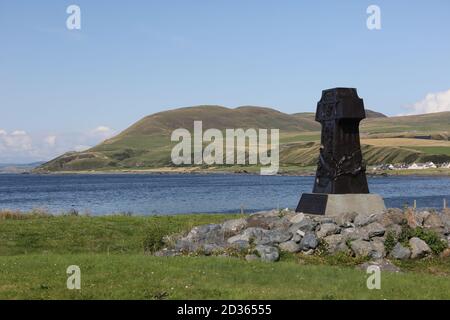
[1,0,450,162]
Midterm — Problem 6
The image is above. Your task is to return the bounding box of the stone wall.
[155,208,450,263]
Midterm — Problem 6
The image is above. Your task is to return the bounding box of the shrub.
[384,230,397,253]
[398,226,447,255]
[142,224,167,253]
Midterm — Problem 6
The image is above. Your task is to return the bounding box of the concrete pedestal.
[296,193,386,216]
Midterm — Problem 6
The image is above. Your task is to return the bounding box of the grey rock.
[222,218,248,235]
[316,223,340,238]
[300,232,318,250]
[256,229,292,245]
[323,234,348,254]
[279,240,302,253]
[380,208,406,227]
[246,215,280,230]
[227,240,250,250]
[183,223,224,244]
[350,239,375,257]
[312,216,336,224]
[354,212,382,227]
[227,227,266,244]
[288,213,305,224]
[385,224,402,237]
[389,242,411,260]
[334,212,358,227]
[255,245,280,262]
[288,217,318,234]
[292,233,302,243]
[227,228,291,246]
[250,209,280,217]
[423,213,446,235]
[341,227,369,241]
[361,222,386,239]
[370,238,386,259]
[409,237,431,259]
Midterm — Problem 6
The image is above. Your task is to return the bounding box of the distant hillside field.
[36,106,450,173]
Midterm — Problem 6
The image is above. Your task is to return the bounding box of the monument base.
[296,193,386,216]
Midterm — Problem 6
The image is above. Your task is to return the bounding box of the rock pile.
[155,208,450,262]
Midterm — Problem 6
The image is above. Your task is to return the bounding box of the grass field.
[1,213,450,299]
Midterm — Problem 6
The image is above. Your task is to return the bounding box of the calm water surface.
[0,174,449,215]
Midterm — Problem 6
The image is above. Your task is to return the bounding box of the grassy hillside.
[36,106,450,172]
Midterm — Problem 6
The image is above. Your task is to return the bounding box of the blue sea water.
[0,174,449,215]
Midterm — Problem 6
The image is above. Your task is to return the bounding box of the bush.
[142,224,167,253]
[384,230,397,253]
[398,226,447,255]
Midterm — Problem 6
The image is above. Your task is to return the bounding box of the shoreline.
[20,166,450,177]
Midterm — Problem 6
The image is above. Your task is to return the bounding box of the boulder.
[300,232,318,250]
[227,227,266,244]
[312,216,336,224]
[222,218,248,236]
[256,229,292,245]
[385,223,402,237]
[288,213,305,224]
[370,238,386,259]
[288,217,318,234]
[255,245,279,262]
[279,240,302,253]
[379,208,406,227]
[227,227,291,246]
[354,212,382,227]
[389,242,411,260]
[292,233,302,243]
[350,239,379,258]
[423,213,446,235]
[227,240,250,250]
[334,212,358,228]
[246,215,281,230]
[341,227,369,241]
[323,234,348,254]
[316,223,340,238]
[183,224,223,243]
[409,237,431,259]
[361,222,386,239]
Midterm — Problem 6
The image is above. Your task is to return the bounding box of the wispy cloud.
[0,126,116,163]
[406,88,450,114]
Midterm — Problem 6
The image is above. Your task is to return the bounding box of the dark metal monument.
[296,88,385,216]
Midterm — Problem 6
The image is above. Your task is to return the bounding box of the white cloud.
[0,130,32,151]
[44,135,57,147]
[0,125,116,163]
[92,126,115,136]
[407,88,450,114]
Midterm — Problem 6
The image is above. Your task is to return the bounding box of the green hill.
[35,106,450,172]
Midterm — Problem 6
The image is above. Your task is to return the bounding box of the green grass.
[409,146,450,156]
[0,214,241,256]
[2,254,450,300]
[1,214,450,299]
